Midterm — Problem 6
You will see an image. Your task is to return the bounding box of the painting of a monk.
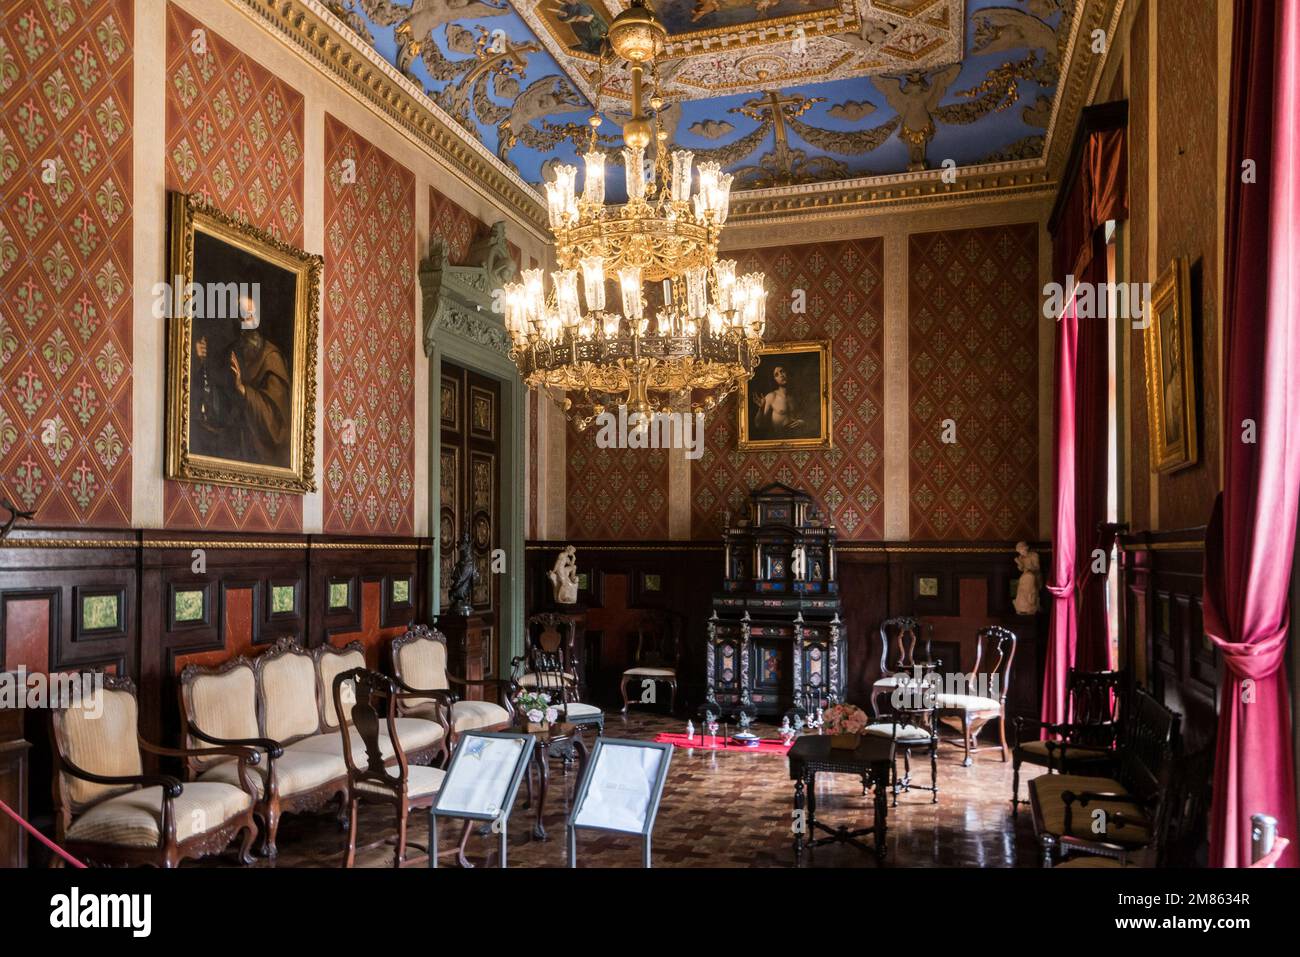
[168,192,319,494]
[191,292,292,468]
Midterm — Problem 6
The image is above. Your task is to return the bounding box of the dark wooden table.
[787,734,895,862]
[518,722,589,840]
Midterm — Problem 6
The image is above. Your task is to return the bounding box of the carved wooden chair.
[52,675,259,867]
[333,667,475,868]
[515,614,605,734]
[870,616,937,717]
[315,642,448,767]
[619,609,682,715]
[934,625,1016,766]
[390,624,511,746]
[1011,669,1124,815]
[1030,689,1183,866]
[865,670,940,805]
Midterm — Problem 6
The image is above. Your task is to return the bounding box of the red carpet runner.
[654,732,793,755]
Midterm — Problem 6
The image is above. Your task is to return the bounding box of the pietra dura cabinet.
[706,484,845,718]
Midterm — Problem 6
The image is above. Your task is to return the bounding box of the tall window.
[1103,220,1122,669]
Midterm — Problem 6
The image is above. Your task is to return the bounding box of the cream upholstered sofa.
[179,638,447,857]
[390,624,512,743]
[51,675,259,867]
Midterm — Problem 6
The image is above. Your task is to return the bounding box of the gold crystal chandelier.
[503,0,767,430]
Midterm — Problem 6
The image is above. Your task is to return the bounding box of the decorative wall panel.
[321,114,416,534]
[691,238,885,540]
[1154,1,1220,530]
[908,224,1039,540]
[429,184,519,269]
[1128,2,1151,530]
[567,421,670,539]
[0,0,133,526]
[161,3,305,531]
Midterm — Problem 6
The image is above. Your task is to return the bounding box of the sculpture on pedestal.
[447,527,478,616]
[1013,541,1042,615]
[547,545,580,605]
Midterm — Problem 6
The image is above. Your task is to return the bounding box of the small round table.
[518,721,589,840]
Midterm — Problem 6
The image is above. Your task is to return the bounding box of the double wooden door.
[439,362,500,677]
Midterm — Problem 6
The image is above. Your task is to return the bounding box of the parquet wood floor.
[195,712,1047,868]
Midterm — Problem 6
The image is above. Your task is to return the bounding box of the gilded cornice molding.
[233,0,549,235]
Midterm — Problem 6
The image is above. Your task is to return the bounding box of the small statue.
[546,545,579,605]
[468,221,517,290]
[1013,541,1042,615]
[686,719,695,742]
[447,527,478,616]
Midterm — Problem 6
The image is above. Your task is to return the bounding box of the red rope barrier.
[0,798,85,868]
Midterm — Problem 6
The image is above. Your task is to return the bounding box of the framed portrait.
[1142,257,1197,473]
[165,192,321,493]
[738,341,832,450]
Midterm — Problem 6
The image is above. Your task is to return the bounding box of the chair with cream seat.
[620,609,682,715]
[51,674,259,868]
[935,625,1016,767]
[390,624,512,744]
[1011,669,1123,815]
[871,616,936,718]
[314,641,448,767]
[333,667,462,868]
[514,614,604,735]
[865,671,941,805]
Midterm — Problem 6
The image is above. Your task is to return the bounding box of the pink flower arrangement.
[822,703,868,736]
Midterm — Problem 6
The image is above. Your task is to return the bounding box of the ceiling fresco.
[334,0,1072,193]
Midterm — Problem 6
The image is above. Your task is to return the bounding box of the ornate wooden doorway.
[439,361,500,677]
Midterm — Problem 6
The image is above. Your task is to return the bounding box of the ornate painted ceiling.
[335,0,1072,193]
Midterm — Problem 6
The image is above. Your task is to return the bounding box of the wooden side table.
[518,722,589,840]
[787,734,894,862]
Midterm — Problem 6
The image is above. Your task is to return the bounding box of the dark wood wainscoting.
[525,541,1048,720]
[1117,526,1217,751]
[0,528,431,851]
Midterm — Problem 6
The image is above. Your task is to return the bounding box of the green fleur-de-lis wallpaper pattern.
[161,4,305,532]
[0,0,134,525]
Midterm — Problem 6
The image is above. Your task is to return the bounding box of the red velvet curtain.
[1205,0,1300,868]
[1043,124,1126,725]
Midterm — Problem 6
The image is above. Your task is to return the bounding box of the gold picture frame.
[738,340,833,451]
[165,192,322,493]
[1142,256,1198,473]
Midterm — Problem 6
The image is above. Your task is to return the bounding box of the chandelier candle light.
[503,0,767,429]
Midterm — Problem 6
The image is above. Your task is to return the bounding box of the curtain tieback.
[1207,626,1289,682]
[1046,580,1074,599]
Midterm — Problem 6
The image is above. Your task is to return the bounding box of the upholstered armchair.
[619,609,682,715]
[52,675,259,868]
[870,616,936,717]
[1011,669,1123,815]
[315,642,448,767]
[390,624,512,744]
[934,625,1016,766]
[515,614,604,734]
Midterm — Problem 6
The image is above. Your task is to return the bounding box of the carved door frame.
[420,235,526,677]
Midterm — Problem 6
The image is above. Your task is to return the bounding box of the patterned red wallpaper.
[321,114,415,534]
[566,420,670,539]
[161,3,305,531]
[429,184,520,269]
[691,238,886,540]
[0,0,134,526]
[908,224,1038,540]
